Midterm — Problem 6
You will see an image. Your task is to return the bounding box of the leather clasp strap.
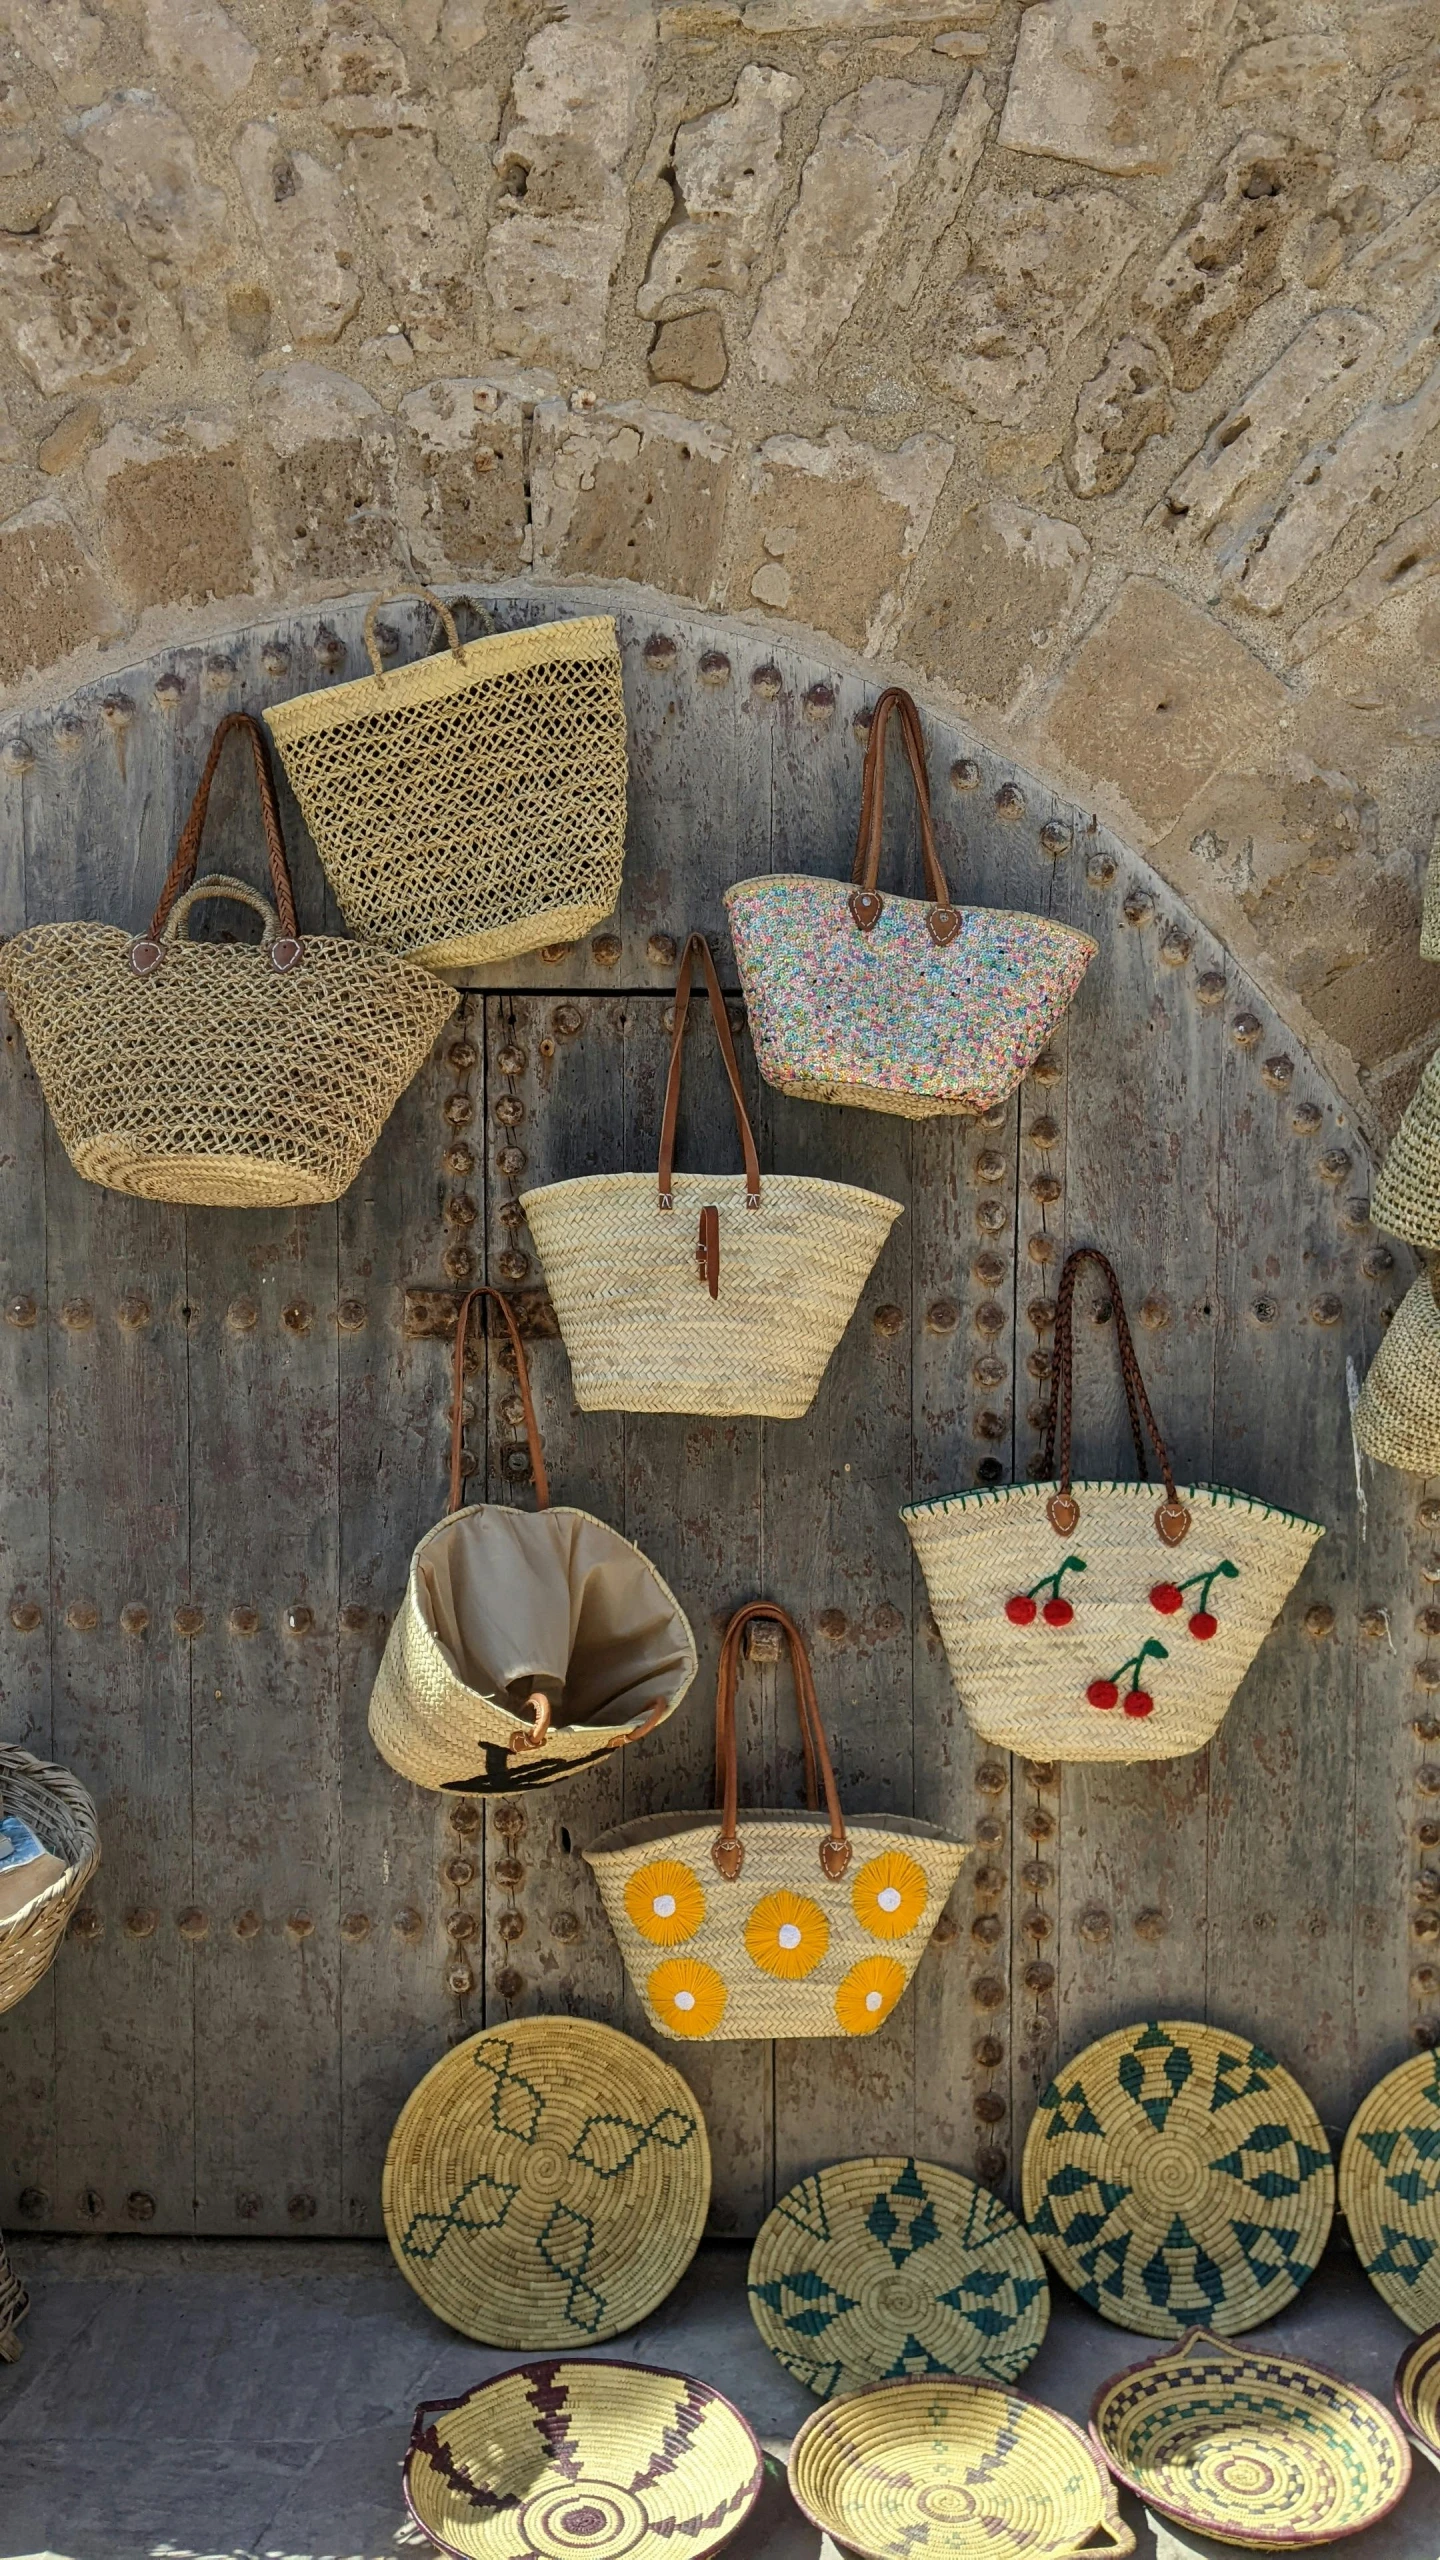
[657,933,761,1215]
[696,1205,720,1298]
[710,1601,850,1883]
[851,688,962,946]
[447,1287,551,1520]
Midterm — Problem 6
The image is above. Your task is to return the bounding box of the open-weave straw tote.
[0,712,455,1207]
[1354,1270,1440,1472]
[1422,820,1440,961]
[523,933,902,1418]
[404,2362,763,2560]
[1373,1051,1440,1247]
[368,1286,696,1792]
[1093,2330,1411,2550]
[585,1602,969,2043]
[1395,2325,1440,2466]
[788,2376,1134,2560]
[382,2015,711,2346]
[748,2154,1048,2397]
[1021,2018,1334,2339]
[0,2227,28,2362]
[904,1245,1324,1762]
[264,592,627,970]
[0,1744,99,2017]
[1341,2048,1440,2330]
[725,688,1095,1119]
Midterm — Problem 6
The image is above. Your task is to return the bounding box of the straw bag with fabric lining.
[903,1246,1324,1763]
[0,1744,99,2018]
[724,686,1095,1120]
[368,1286,698,1793]
[1355,1266,1440,1473]
[263,589,627,971]
[0,712,455,1208]
[585,1602,970,2042]
[522,933,902,1419]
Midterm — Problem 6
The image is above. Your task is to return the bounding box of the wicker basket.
[1355,1270,1440,1472]
[586,1603,969,2043]
[1341,2048,1440,2330]
[0,2225,28,2362]
[0,712,455,1208]
[523,933,902,1419]
[1421,820,1440,962]
[0,1744,99,2017]
[903,1246,1324,1760]
[264,593,627,970]
[1373,1053,1440,1248]
[1395,2324,1440,2468]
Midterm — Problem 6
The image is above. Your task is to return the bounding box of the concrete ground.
[0,2239,1436,2560]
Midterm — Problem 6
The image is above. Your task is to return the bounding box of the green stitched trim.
[900,1480,1325,1539]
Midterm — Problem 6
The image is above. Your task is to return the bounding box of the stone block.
[398,377,527,575]
[1368,49,1440,160]
[347,132,472,344]
[902,498,1089,704]
[35,397,99,475]
[0,496,118,690]
[1140,134,1321,391]
[1218,34,1349,141]
[233,123,361,344]
[254,363,401,583]
[889,74,989,312]
[1293,493,1440,658]
[6,0,103,102]
[921,185,1140,425]
[998,0,1236,178]
[1065,336,1174,499]
[303,1,411,124]
[73,91,229,280]
[86,412,258,609]
[749,78,943,386]
[531,400,732,601]
[742,0,997,22]
[1348,185,1440,296]
[0,197,152,397]
[1163,308,1384,541]
[637,65,801,321]
[648,310,728,391]
[143,0,257,106]
[730,425,952,653]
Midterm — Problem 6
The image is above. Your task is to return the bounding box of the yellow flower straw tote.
[523,932,903,1419]
[369,1287,698,1794]
[0,711,455,1208]
[903,1246,1324,1763]
[724,686,1095,1119]
[585,1601,970,2041]
[263,589,627,970]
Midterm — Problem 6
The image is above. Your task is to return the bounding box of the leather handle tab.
[508,1690,553,1752]
[1039,1246,1189,1547]
[711,1601,850,1883]
[850,688,960,945]
[447,1287,550,1520]
[146,712,299,953]
[696,1205,720,1298]
[657,933,761,1212]
[605,1695,671,1750]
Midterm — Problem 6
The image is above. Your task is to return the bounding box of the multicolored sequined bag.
[725,688,1095,1120]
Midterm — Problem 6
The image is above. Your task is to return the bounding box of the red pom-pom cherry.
[1005,1595,1038,1626]
[1087,1678,1119,1710]
[1122,1688,1155,1718]
[1149,1583,1184,1615]
[1042,1597,1074,1628]
[1188,1611,1217,1641]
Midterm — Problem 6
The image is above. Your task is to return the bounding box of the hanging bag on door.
[368,1287,698,1794]
[523,933,902,1418]
[1354,1268,1440,1473]
[724,687,1096,1119]
[585,1602,970,2042]
[903,1247,1324,1763]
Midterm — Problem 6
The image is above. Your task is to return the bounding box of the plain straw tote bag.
[0,712,455,1207]
[1355,1267,1440,1473]
[263,589,627,971]
[724,687,1095,1119]
[585,1601,970,2042]
[368,1286,698,1793]
[1372,1054,1440,1249]
[903,1246,1324,1762]
[522,933,903,1418]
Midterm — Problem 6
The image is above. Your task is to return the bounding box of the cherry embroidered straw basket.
[0,1743,99,2018]
[1354,1270,1440,1473]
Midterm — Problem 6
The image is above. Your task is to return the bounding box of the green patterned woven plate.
[748,2155,1048,2397]
[1341,2050,1440,2330]
[1394,2323,1440,2469]
[1021,2019,1334,2338]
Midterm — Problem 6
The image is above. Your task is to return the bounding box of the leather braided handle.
[657,933,761,1211]
[447,1287,550,1519]
[711,1601,850,1884]
[850,688,960,946]
[146,713,298,948]
[1039,1246,1190,1547]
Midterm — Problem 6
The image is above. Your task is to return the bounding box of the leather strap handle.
[1039,1246,1190,1548]
[447,1287,550,1518]
[139,713,299,968]
[604,1696,671,1750]
[850,688,960,947]
[657,933,761,1212]
[364,584,467,679]
[711,1601,850,1884]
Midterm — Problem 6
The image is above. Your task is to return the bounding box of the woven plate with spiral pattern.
[748,2155,1048,2397]
[1394,2324,1440,2469]
[1340,2049,1440,2331]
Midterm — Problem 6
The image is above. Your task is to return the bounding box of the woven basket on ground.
[903,1245,1324,1761]
[368,1286,697,1792]
[0,1744,99,2017]
[264,593,627,970]
[523,933,902,1419]
[1354,1270,1440,1471]
[0,2225,28,2361]
[1021,2018,1334,2339]
[1093,2329,1411,2549]
[1341,2048,1440,2330]
[1395,2325,1440,2467]
[0,712,455,1208]
[1373,1051,1440,1248]
[585,1603,969,2043]
[404,2361,763,2560]
[382,2015,711,2346]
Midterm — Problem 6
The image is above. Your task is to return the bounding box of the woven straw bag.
[585,1602,970,2043]
[263,590,627,970]
[0,1744,99,2017]
[0,2225,26,2362]
[523,934,902,1418]
[0,713,455,1208]
[1422,819,1440,961]
[724,688,1096,1120]
[1373,1055,1440,1248]
[903,1247,1324,1762]
[369,1288,697,1793]
[1355,1270,1440,1473]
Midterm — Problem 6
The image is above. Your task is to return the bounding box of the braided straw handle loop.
[1040,1246,1190,1547]
[711,1601,849,1883]
[447,1287,551,1518]
[161,876,281,949]
[140,713,299,976]
[850,687,961,948]
[1075,2520,1137,2557]
[364,584,466,680]
[657,932,761,1214]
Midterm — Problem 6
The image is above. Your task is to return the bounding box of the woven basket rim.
[1339,2049,1440,2332]
[1394,2323,1440,2456]
[585,1807,959,1864]
[0,1746,100,1925]
[520,1170,905,1218]
[263,612,621,745]
[724,875,1100,960]
[902,1477,1326,1540]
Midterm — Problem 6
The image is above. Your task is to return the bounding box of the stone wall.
[2,0,1438,1125]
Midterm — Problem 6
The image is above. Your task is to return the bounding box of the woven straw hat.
[1354,1271,1440,1472]
[0,1745,99,2019]
[382,2016,710,2346]
[1341,2048,1440,2329]
[1395,2324,1440,2464]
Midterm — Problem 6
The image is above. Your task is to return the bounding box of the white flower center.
[877,1886,902,1912]
[674,1989,696,2012]
[653,1894,676,1918]
[778,1922,802,1949]
[865,1990,883,2012]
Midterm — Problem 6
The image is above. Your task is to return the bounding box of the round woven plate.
[1394,2324,1440,2468]
[789,2374,1134,2560]
[1340,2049,1440,2330]
[1093,2329,1411,2549]
[748,2155,1048,2397]
[404,2360,763,2560]
[1021,2019,1334,2338]
[382,2018,711,2346]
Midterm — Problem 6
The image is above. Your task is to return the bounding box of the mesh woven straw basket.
[383,2015,711,2346]
[264,592,627,970]
[788,2376,1134,2560]
[403,2361,763,2560]
[903,1245,1323,1761]
[1373,1050,1440,1248]
[725,688,1095,1120]
[1021,2017,1334,2339]
[0,2225,26,2361]
[369,1288,696,1792]
[1093,2330,1411,2550]
[585,1602,969,2043]
[1354,1270,1440,1472]
[0,1744,99,2018]
[1341,2049,1440,2331]
[0,712,455,1207]
[1395,2324,1440,2468]
[1422,818,1440,961]
[523,934,902,1418]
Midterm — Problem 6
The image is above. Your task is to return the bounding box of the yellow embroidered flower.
[852,1850,929,1942]
[744,1889,830,1981]
[624,1859,706,1947]
[649,1956,728,2039]
[834,1956,908,2037]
